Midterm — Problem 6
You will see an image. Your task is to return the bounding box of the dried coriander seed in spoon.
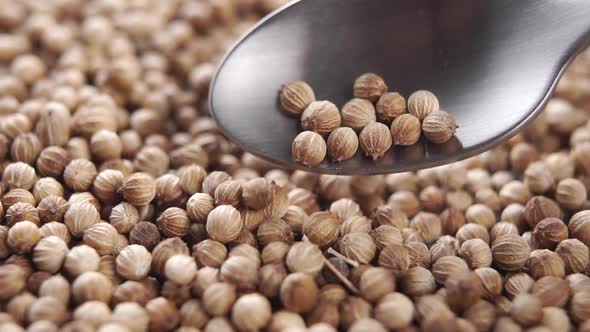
[280,81,316,116]
[292,131,327,167]
[359,122,393,160]
[301,101,341,135]
[327,127,359,162]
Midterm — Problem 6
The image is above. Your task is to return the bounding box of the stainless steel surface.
[210,0,590,175]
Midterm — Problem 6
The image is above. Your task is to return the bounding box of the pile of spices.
[282,74,459,166]
[0,1,589,332]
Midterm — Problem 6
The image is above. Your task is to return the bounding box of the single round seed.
[341,98,376,130]
[376,92,406,122]
[280,81,316,115]
[206,205,243,243]
[353,73,388,102]
[301,101,341,135]
[359,122,392,160]
[407,90,439,120]
[327,127,359,162]
[391,114,421,146]
[292,131,327,167]
[422,111,458,144]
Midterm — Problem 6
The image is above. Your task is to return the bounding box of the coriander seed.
[533,217,568,250]
[555,178,587,209]
[391,113,421,146]
[301,101,341,135]
[353,73,388,102]
[359,121,392,160]
[407,90,439,120]
[241,178,271,210]
[341,98,376,130]
[280,272,319,313]
[422,111,458,144]
[115,244,152,281]
[524,196,563,229]
[527,249,565,279]
[231,293,272,332]
[555,238,589,274]
[120,172,156,206]
[83,222,118,255]
[157,207,191,238]
[257,218,294,246]
[129,222,161,250]
[32,236,68,273]
[280,81,316,116]
[186,193,214,223]
[220,256,258,290]
[474,267,503,300]
[193,239,228,268]
[90,130,123,162]
[511,293,543,327]
[531,276,570,307]
[359,267,395,303]
[5,202,39,226]
[11,132,42,165]
[165,255,197,285]
[374,292,414,329]
[286,241,324,275]
[458,238,492,269]
[491,234,530,271]
[38,221,70,245]
[376,92,406,122]
[206,205,243,243]
[214,179,242,207]
[431,255,469,285]
[7,221,40,254]
[64,201,100,238]
[378,244,410,276]
[72,271,113,303]
[2,161,36,190]
[303,211,340,247]
[292,131,327,167]
[340,232,377,264]
[327,127,359,162]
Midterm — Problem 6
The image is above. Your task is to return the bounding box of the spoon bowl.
[210,0,590,175]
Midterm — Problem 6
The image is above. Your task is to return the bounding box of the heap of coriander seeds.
[1,1,590,332]
[282,73,459,167]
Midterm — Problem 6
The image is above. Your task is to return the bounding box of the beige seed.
[280,272,319,313]
[165,255,197,285]
[292,131,327,167]
[376,92,406,122]
[231,293,272,332]
[120,172,156,206]
[391,114,421,146]
[7,221,40,254]
[280,81,316,116]
[285,241,324,276]
[116,244,152,281]
[422,111,458,144]
[206,205,243,243]
[408,90,439,120]
[303,211,340,247]
[327,127,359,162]
[301,101,341,135]
[359,122,392,160]
[83,222,118,256]
[341,98,376,130]
[353,73,388,102]
[491,234,530,271]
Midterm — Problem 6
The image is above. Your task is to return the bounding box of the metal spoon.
[209,0,590,175]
